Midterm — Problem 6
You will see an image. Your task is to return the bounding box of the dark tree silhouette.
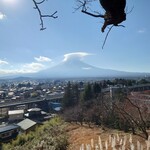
[32,0,126,32]
[32,0,58,30]
[76,0,126,32]
[100,0,126,32]
[75,0,126,48]
[32,0,127,48]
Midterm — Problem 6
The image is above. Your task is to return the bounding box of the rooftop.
[17,118,37,131]
[8,110,24,115]
[28,108,41,112]
[0,124,19,133]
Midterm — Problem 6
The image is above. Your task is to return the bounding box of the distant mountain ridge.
[0,59,150,79]
[34,59,150,78]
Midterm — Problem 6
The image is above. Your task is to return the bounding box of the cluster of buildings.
[0,79,65,143]
[0,107,54,143]
[1,78,150,143]
[0,80,65,104]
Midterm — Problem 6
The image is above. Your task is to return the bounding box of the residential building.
[0,124,20,142]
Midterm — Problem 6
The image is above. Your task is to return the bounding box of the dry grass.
[66,123,149,150]
[67,123,103,150]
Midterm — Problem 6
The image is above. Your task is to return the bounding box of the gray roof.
[17,118,37,131]
[0,125,19,133]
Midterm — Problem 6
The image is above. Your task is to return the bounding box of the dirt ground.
[66,123,149,150]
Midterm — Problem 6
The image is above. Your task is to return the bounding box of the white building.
[8,110,24,122]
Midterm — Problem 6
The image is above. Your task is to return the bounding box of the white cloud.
[0,69,20,75]
[0,60,9,65]
[138,28,146,33]
[0,12,6,20]
[34,56,52,62]
[0,53,93,76]
[63,52,92,62]
[0,62,45,75]
[22,62,45,73]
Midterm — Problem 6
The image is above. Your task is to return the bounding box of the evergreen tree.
[72,83,80,105]
[63,81,72,108]
[82,83,93,102]
[93,82,101,97]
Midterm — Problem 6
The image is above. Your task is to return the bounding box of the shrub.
[2,117,68,150]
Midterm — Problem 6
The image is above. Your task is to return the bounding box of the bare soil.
[66,123,149,150]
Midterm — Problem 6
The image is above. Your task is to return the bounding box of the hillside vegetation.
[2,117,68,150]
[2,119,150,150]
[67,123,150,150]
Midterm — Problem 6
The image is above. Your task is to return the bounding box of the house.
[24,108,49,121]
[24,108,43,121]
[17,118,38,133]
[0,124,20,142]
[8,110,24,122]
[27,108,42,117]
[49,102,62,112]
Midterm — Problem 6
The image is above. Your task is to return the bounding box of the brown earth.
[66,123,149,150]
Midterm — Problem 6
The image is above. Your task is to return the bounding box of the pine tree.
[63,81,72,108]
[82,83,93,101]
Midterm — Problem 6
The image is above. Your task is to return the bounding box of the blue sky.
[0,0,150,76]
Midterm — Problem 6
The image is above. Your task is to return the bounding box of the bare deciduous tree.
[113,97,149,139]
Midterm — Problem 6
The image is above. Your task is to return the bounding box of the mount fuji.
[33,58,148,78]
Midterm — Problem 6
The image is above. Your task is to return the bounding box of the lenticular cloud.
[63,52,92,62]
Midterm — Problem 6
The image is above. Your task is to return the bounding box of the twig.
[74,0,104,18]
[82,10,104,18]
[36,0,46,5]
[102,25,125,49]
[74,0,87,12]
[75,0,127,49]
[32,0,58,30]
[117,25,125,28]
[102,25,114,49]
[126,6,134,14]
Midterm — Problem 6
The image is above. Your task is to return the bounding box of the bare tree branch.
[126,6,134,14]
[81,10,104,18]
[126,97,147,128]
[36,0,46,5]
[32,0,58,30]
[113,97,149,139]
[102,25,125,49]
[102,25,114,49]
[75,0,104,18]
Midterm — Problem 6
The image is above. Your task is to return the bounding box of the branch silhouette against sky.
[0,0,149,76]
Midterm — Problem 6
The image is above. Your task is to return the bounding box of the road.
[0,95,63,108]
